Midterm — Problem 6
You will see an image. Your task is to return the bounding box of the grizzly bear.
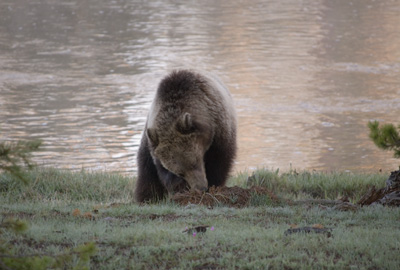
[134,70,237,202]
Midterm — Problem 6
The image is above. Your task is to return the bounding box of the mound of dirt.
[171,185,278,208]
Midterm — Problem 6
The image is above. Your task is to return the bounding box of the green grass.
[1,168,399,269]
[0,168,134,203]
[235,168,387,202]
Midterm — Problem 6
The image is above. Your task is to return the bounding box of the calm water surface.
[1,0,399,174]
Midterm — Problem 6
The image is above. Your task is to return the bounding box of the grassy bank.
[1,168,399,269]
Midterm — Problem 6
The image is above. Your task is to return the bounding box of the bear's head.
[147,112,213,192]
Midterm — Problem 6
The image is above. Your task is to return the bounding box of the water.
[1,0,399,174]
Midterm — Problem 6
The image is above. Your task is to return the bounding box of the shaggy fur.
[135,70,237,202]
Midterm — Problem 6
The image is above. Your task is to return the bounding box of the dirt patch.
[171,185,279,208]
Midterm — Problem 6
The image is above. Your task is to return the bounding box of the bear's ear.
[147,128,159,147]
[176,112,195,134]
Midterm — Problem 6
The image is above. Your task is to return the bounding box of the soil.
[171,185,279,208]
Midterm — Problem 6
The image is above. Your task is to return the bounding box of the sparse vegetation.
[1,168,398,269]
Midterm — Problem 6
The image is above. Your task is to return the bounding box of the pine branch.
[0,140,41,184]
[0,242,96,270]
[0,260,13,270]
[368,121,400,159]
[0,242,96,258]
[0,219,28,233]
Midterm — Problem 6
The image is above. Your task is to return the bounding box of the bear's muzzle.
[185,167,208,192]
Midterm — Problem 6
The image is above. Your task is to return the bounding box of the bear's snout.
[185,167,208,192]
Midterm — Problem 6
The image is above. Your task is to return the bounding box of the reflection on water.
[1,0,399,174]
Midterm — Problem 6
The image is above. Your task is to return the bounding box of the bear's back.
[157,70,205,101]
[147,70,236,140]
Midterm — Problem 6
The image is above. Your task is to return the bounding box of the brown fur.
[135,70,237,202]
